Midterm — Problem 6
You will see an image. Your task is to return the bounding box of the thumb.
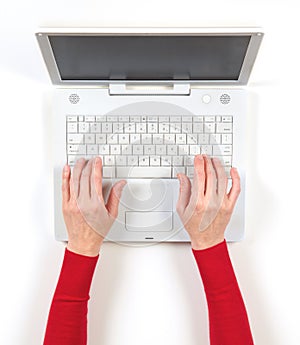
[106,180,127,219]
[176,173,191,216]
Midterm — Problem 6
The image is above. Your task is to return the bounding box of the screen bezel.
[36,27,263,86]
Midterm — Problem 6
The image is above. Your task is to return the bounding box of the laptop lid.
[36,27,263,87]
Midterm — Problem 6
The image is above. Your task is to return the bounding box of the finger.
[212,157,227,196]
[106,180,127,219]
[72,158,86,198]
[204,156,217,197]
[188,155,205,210]
[227,167,241,205]
[62,164,71,204]
[91,157,105,203]
[79,159,93,199]
[176,173,191,215]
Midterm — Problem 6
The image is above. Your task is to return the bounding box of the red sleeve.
[43,248,99,345]
[192,240,254,345]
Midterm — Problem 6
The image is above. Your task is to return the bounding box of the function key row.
[67,115,233,123]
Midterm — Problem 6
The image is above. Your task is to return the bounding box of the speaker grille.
[69,93,80,104]
[220,93,231,105]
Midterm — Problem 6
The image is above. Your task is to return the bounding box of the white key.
[96,115,106,122]
[156,145,166,155]
[184,156,194,166]
[210,134,221,144]
[216,116,222,122]
[201,145,213,155]
[161,156,172,166]
[159,123,169,133]
[119,116,129,122]
[170,116,181,122]
[130,116,140,122]
[198,134,210,144]
[78,116,84,122]
[222,134,232,144]
[216,123,233,133]
[144,145,155,155]
[182,123,193,133]
[148,116,158,122]
[67,144,86,155]
[136,123,147,133]
[150,156,160,166]
[172,166,185,177]
[215,156,232,166]
[87,144,98,155]
[204,123,215,133]
[113,123,123,133]
[148,123,158,133]
[90,123,101,133]
[159,116,169,122]
[187,134,198,144]
[153,134,164,144]
[68,134,84,144]
[182,116,192,122]
[116,156,127,166]
[84,134,95,144]
[121,145,132,155]
[124,123,135,133]
[119,134,130,144]
[107,116,118,122]
[164,134,175,144]
[98,144,110,155]
[204,116,215,122]
[67,123,78,133]
[222,116,233,122]
[102,123,113,133]
[102,167,115,178]
[128,156,138,166]
[141,134,152,144]
[167,145,177,155]
[193,123,204,133]
[193,116,203,122]
[169,123,181,134]
[189,145,200,155]
[85,116,95,122]
[178,145,189,155]
[67,155,77,165]
[110,145,121,155]
[213,145,232,155]
[96,134,106,144]
[187,167,194,178]
[173,156,184,166]
[117,167,171,178]
[130,134,140,144]
[67,115,77,122]
[176,134,186,144]
[133,145,143,155]
[107,133,118,144]
[104,156,115,166]
[139,156,149,166]
[79,123,89,133]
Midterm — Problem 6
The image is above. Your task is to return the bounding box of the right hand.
[176,155,241,250]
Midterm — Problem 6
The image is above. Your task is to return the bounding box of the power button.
[202,94,211,104]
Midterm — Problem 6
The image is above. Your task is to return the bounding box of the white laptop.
[36,27,263,243]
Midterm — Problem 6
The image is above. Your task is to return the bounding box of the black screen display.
[49,35,251,81]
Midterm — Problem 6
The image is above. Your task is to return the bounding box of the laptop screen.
[48,35,251,81]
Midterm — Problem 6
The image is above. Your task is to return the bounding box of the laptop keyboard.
[66,115,233,179]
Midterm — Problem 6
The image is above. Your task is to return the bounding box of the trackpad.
[125,212,173,232]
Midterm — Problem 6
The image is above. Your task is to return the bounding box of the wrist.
[190,236,224,250]
[67,240,103,257]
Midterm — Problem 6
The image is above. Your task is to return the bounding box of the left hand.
[62,157,126,256]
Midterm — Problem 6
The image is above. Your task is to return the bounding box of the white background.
[0,0,299,344]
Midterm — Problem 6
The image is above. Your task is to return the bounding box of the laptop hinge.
[108,83,191,96]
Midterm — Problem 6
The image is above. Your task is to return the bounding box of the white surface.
[0,1,299,344]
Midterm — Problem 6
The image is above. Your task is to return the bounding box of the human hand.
[62,157,126,256]
[176,155,241,250]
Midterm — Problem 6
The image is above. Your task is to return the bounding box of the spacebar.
[116,167,171,178]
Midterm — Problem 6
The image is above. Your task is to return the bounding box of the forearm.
[43,248,99,345]
[192,240,254,345]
